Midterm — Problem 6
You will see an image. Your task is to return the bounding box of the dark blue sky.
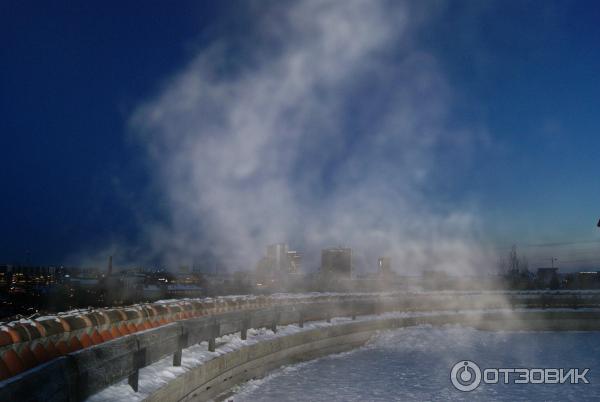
[421,1,600,265]
[1,1,229,264]
[1,1,600,268]
[450,1,600,264]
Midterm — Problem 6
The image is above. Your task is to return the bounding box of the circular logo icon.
[451,360,482,392]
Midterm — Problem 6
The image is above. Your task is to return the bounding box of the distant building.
[266,243,289,273]
[377,257,392,276]
[536,267,559,288]
[287,250,302,274]
[321,248,352,279]
[257,243,301,276]
[575,271,600,289]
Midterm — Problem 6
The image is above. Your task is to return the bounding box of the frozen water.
[230,325,600,401]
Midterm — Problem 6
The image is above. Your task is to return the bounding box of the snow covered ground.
[230,325,600,401]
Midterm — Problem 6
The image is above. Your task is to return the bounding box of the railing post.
[74,359,88,402]
[173,330,188,367]
[128,348,146,392]
[208,320,219,352]
[241,316,250,340]
[271,309,280,333]
[352,299,361,320]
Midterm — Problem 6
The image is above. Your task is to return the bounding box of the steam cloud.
[129,0,493,274]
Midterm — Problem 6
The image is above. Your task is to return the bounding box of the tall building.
[321,248,352,279]
[287,250,302,274]
[256,243,300,279]
[266,243,289,272]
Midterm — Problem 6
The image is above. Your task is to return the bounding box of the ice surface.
[231,325,600,401]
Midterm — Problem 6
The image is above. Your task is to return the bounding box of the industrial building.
[321,248,352,279]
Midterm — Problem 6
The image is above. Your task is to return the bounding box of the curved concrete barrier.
[146,325,374,402]
[144,309,600,402]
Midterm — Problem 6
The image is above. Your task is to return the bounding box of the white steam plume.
[130,0,493,274]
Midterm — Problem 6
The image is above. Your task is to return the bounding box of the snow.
[35,316,62,323]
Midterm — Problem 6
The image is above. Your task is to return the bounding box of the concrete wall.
[146,310,600,402]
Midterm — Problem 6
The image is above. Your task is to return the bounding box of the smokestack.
[108,255,113,275]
